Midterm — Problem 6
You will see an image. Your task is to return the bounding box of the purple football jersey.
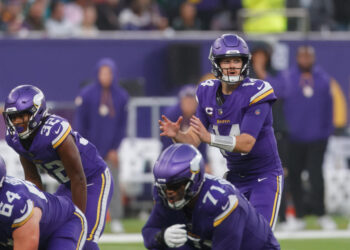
[6,114,107,187]
[196,78,282,175]
[0,176,86,249]
[142,174,280,250]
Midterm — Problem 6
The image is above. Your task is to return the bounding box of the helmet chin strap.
[18,127,32,139]
[219,63,247,85]
[167,198,188,210]
[221,75,243,85]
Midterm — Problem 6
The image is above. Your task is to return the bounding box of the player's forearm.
[173,128,201,147]
[234,134,256,153]
[210,133,255,154]
[13,208,41,250]
[14,237,39,250]
[71,178,87,213]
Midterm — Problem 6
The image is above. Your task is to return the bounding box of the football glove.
[164,224,187,248]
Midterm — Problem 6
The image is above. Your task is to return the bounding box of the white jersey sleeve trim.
[213,194,238,227]
[52,121,71,149]
[249,81,273,105]
[12,199,34,228]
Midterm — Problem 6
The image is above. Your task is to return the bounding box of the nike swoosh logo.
[257,83,264,90]
[221,200,230,210]
[20,204,27,214]
[54,127,61,134]
[258,177,267,182]
[87,183,94,187]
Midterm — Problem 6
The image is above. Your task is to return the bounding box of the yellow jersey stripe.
[53,125,71,149]
[12,207,34,228]
[87,173,106,240]
[74,211,85,250]
[213,197,239,227]
[250,89,274,106]
[269,176,280,226]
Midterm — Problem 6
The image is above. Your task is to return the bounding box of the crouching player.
[0,155,87,250]
[142,144,280,250]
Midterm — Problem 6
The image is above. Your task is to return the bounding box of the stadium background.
[1,0,350,249]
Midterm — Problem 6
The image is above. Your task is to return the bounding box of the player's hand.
[159,115,182,138]
[163,224,187,248]
[190,115,211,144]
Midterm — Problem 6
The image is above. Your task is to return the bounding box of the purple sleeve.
[325,85,334,136]
[112,95,128,150]
[240,102,271,138]
[74,93,90,138]
[196,104,210,129]
[212,207,245,250]
[142,201,168,249]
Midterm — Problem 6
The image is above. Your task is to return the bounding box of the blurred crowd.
[1,0,350,38]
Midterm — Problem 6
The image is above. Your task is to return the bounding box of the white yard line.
[99,230,350,243]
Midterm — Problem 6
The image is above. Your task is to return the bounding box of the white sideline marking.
[99,231,350,243]
[275,230,350,239]
[100,234,143,243]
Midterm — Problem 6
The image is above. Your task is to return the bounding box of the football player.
[159,34,283,229]
[0,155,87,250]
[142,143,280,250]
[3,85,113,250]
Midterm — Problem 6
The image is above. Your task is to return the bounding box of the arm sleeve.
[142,201,168,249]
[112,96,128,150]
[325,83,334,136]
[74,94,89,138]
[11,199,34,229]
[240,102,271,139]
[212,206,245,250]
[51,121,72,149]
[195,96,210,129]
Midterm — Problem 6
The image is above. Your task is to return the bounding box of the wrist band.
[210,134,236,152]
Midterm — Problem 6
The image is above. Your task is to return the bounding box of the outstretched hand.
[190,115,211,144]
[159,115,182,138]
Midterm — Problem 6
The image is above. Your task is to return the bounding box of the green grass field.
[99,239,350,250]
[99,216,350,249]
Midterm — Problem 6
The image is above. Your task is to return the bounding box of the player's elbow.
[236,134,256,154]
[240,143,254,154]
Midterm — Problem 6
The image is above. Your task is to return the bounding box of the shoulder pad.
[40,115,72,149]
[197,79,220,104]
[0,182,34,228]
[11,199,34,228]
[213,194,238,227]
[202,176,239,227]
[247,80,275,106]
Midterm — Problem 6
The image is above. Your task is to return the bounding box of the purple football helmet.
[153,143,205,210]
[0,155,6,188]
[3,85,47,139]
[209,34,251,85]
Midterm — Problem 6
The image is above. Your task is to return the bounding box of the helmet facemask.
[209,34,251,85]
[155,149,204,210]
[156,179,193,210]
[4,86,47,139]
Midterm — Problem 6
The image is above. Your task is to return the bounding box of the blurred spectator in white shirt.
[77,4,99,37]
[118,0,168,30]
[46,0,77,37]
